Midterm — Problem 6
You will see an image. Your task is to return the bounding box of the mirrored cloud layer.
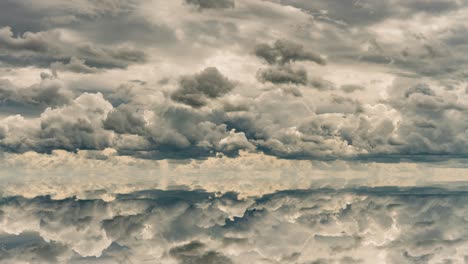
[0,0,467,161]
[2,187,468,263]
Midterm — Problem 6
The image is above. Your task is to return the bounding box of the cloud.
[0,77,71,116]
[310,77,336,91]
[0,0,467,163]
[254,40,326,65]
[169,241,233,264]
[0,26,146,70]
[382,79,468,156]
[171,67,235,108]
[340,84,365,93]
[218,130,255,155]
[0,74,467,161]
[102,104,146,135]
[185,0,235,9]
[1,187,468,263]
[0,26,53,52]
[257,65,308,85]
[51,57,101,74]
[0,232,69,264]
[0,92,113,153]
[1,2,468,263]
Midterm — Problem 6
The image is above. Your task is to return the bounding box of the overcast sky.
[0,0,468,192]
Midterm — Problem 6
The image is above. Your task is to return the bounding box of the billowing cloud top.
[0,0,468,162]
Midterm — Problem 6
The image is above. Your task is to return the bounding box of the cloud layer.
[2,187,468,263]
[0,0,467,162]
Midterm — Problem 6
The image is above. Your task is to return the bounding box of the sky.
[1,0,468,263]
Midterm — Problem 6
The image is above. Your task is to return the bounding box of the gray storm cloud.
[171,67,235,108]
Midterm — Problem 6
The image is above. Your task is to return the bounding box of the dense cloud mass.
[171,67,235,107]
[0,0,466,161]
[2,187,468,263]
[0,72,466,160]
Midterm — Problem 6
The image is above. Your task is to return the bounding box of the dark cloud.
[402,0,460,14]
[170,241,233,264]
[0,26,146,70]
[51,57,101,74]
[403,83,435,98]
[0,1,46,33]
[0,26,52,52]
[185,0,235,9]
[102,104,146,135]
[0,232,69,263]
[257,65,308,85]
[171,67,235,108]
[0,0,137,31]
[255,39,326,65]
[0,78,71,116]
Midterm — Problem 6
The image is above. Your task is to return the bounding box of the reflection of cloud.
[2,187,468,263]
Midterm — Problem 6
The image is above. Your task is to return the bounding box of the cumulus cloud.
[0,77,71,116]
[0,0,467,162]
[171,67,235,108]
[255,40,326,66]
[382,80,468,156]
[0,74,466,161]
[218,130,255,155]
[0,92,113,153]
[102,104,146,135]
